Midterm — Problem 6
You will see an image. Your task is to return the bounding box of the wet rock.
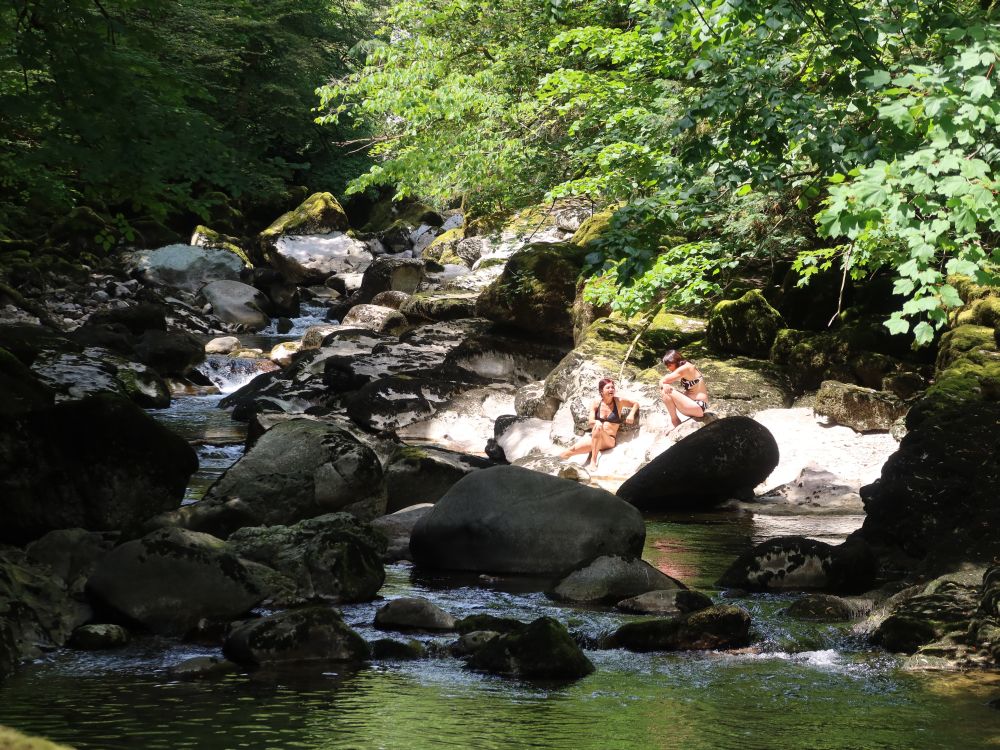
[68,624,130,650]
[169,656,241,681]
[617,416,779,511]
[133,329,205,377]
[86,303,168,335]
[384,444,490,513]
[374,597,457,632]
[87,528,263,636]
[0,346,54,416]
[814,380,908,432]
[454,614,526,634]
[467,616,594,680]
[718,536,877,594]
[26,529,117,596]
[198,280,272,331]
[605,605,752,651]
[223,607,368,666]
[370,504,432,562]
[123,244,245,292]
[786,594,873,621]
[340,304,409,335]
[165,419,387,538]
[616,589,714,616]
[227,513,385,604]
[551,556,685,604]
[0,394,197,545]
[450,631,499,656]
[410,465,645,575]
[370,638,426,660]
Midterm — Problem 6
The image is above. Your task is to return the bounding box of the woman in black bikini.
[660,349,709,430]
[559,377,638,469]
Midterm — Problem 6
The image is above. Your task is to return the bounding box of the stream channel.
[2,308,999,749]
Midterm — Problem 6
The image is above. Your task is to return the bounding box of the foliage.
[323,0,999,342]
[0,0,379,240]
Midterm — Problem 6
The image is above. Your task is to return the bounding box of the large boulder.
[198,280,272,331]
[0,395,197,545]
[374,597,457,631]
[123,244,245,292]
[226,513,385,604]
[264,233,372,286]
[617,416,779,511]
[259,191,350,240]
[384,444,490,513]
[370,504,433,562]
[165,419,387,538]
[717,536,877,593]
[476,241,590,341]
[605,605,751,651]
[0,346,55,416]
[410,465,645,575]
[706,290,785,357]
[551,556,685,604]
[813,380,908,432]
[223,607,368,666]
[466,616,594,680]
[340,304,409,335]
[86,528,263,636]
[359,256,426,297]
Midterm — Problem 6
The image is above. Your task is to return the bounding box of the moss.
[955,297,1000,329]
[642,308,708,353]
[570,208,615,247]
[0,726,76,750]
[260,192,349,240]
[362,199,442,233]
[706,290,785,358]
[193,225,252,267]
[422,227,464,262]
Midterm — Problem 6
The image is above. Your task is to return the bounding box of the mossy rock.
[467,616,594,679]
[706,290,785,357]
[955,296,1000,329]
[422,227,464,262]
[476,241,591,340]
[259,192,349,242]
[570,208,615,248]
[399,291,478,322]
[770,327,907,393]
[0,726,76,750]
[362,199,443,233]
[192,225,252,267]
[643,308,708,352]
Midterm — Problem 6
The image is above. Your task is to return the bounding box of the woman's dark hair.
[662,349,688,367]
[598,377,615,393]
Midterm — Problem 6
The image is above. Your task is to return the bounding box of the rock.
[345,376,462,433]
[0,346,54,416]
[374,597,457,631]
[551,556,685,604]
[813,380,908,432]
[259,191,349,240]
[370,291,411,309]
[86,528,263,636]
[450,631,499,657]
[205,336,241,354]
[370,638,426,660]
[454,614,526,634]
[0,726,76,750]
[384,444,491,513]
[0,395,197,545]
[466,617,594,680]
[340,304,409,335]
[717,536,877,593]
[606,605,752,651]
[706,290,785,357]
[25,529,116,595]
[476,242,590,341]
[872,577,981,655]
[616,589,714,616]
[370,504,433,562]
[359,256,426,297]
[68,624,130,650]
[87,303,167,335]
[514,381,560,420]
[786,594,872,621]
[133,329,205,377]
[198,280,272,330]
[399,291,478,322]
[166,419,387,538]
[169,656,241,681]
[410,465,645,575]
[223,607,369,666]
[617,416,779,511]
[123,244,245,292]
[226,513,385,604]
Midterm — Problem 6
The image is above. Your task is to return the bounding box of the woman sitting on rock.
[660,349,710,430]
[560,377,638,469]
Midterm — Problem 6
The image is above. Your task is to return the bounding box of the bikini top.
[680,376,702,391]
[594,398,621,423]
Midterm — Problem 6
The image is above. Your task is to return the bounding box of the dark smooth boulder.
[617,416,779,511]
[374,597,456,631]
[616,589,714,616]
[551,556,685,604]
[466,616,594,680]
[717,536,877,594]
[410,465,645,575]
[223,607,369,666]
[605,605,751,651]
[0,394,197,545]
[86,528,263,636]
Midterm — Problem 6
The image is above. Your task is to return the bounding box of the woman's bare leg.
[560,437,593,459]
[663,390,706,425]
[589,427,616,468]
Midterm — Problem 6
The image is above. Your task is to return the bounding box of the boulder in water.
[466,616,594,680]
[198,280,272,331]
[410,465,645,575]
[605,605,751,651]
[223,607,369,666]
[717,536,877,593]
[374,597,457,632]
[551,555,685,604]
[123,244,245,292]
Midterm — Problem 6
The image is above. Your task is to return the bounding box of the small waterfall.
[258,302,330,337]
[196,355,279,394]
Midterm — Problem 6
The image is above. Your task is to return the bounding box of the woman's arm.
[619,396,639,423]
[587,399,599,427]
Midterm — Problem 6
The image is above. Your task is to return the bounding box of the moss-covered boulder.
[476,241,591,341]
[0,726,76,750]
[399,290,478,322]
[190,225,251,267]
[605,605,751,651]
[227,513,386,605]
[361,198,443,233]
[706,290,785,357]
[421,227,464,263]
[570,208,615,248]
[814,380,909,433]
[642,309,707,352]
[466,616,594,680]
[259,192,349,241]
[223,607,369,666]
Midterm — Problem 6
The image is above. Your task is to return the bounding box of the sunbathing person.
[660,349,709,430]
[559,377,638,469]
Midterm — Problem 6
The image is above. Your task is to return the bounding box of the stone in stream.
[370,504,433,563]
[551,555,686,604]
[374,597,457,632]
[68,624,130,650]
[605,605,752,651]
[616,589,714,616]
[617,416,779,511]
[466,617,594,680]
[410,465,645,575]
[86,527,263,637]
[383,444,492,513]
[223,607,369,666]
[369,638,426,660]
[197,280,272,331]
[786,594,873,622]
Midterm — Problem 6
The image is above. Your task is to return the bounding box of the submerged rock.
[410,466,645,575]
[466,616,594,680]
[616,589,714,616]
[605,605,751,651]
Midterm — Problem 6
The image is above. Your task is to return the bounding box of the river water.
[2,315,999,749]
